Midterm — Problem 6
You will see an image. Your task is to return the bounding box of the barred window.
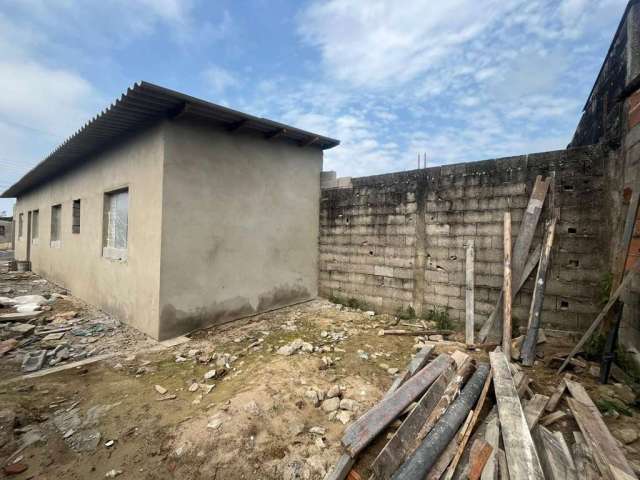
[32,210,39,240]
[72,199,81,234]
[50,204,61,245]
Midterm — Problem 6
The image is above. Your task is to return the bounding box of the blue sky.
[0,0,629,214]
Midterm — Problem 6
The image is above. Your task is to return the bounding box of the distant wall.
[319,146,612,333]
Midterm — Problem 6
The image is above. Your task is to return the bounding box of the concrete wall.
[13,124,165,338]
[157,116,323,340]
[319,146,611,333]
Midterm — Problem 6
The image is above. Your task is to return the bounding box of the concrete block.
[374,265,394,277]
[435,284,461,297]
[393,267,413,280]
[475,249,503,263]
[476,223,503,236]
[451,224,477,236]
[426,223,451,236]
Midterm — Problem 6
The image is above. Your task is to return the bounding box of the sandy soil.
[0,273,639,478]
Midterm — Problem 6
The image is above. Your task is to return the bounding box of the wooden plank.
[496,448,509,480]
[489,351,544,480]
[502,211,512,358]
[479,176,550,342]
[442,368,493,480]
[545,373,572,411]
[378,329,455,336]
[533,425,577,480]
[468,439,494,480]
[565,379,637,480]
[552,431,575,471]
[415,357,474,444]
[325,454,355,480]
[521,216,557,366]
[557,258,640,373]
[612,189,640,290]
[425,410,474,480]
[523,394,550,430]
[540,410,568,427]
[466,240,475,345]
[572,431,601,480]
[385,344,434,398]
[370,363,456,479]
[481,410,499,480]
[342,353,453,457]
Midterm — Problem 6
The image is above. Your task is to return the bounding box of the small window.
[103,188,128,260]
[0,226,4,236]
[72,199,81,234]
[32,210,39,241]
[18,213,23,238]
[50,204,62,246]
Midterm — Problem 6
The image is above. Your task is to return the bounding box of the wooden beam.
[265,127,286,140]
[502,212,512,358]
[565,380,637,480]
[523,394,550,430]
[227,119,247,132]
[545,373,572,412]
[572,431,600,480]
[533,425,577,480]
[496,449,509,480]
[540,410,568,427]
[466,240,475,345]
[299,135,319,147]
[341,353,453,457]
[442,369,493,480]
[385,344,434,398]
[557,258,640,373]
[521,217,557,365]
[468,439,494,480]
[481,409,500,480]
[371,363,456,479]
[612,189,640,290]
[489,351,544,480]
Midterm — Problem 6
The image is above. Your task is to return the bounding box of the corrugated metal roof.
[2,81,340,198]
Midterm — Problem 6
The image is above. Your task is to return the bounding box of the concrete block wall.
[319,145,611,333]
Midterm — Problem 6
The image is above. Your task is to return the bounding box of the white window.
[18,213,23,238]
[32,210,39,242]
[50,204,61,247]
[103,188,128,260]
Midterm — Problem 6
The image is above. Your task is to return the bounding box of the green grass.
[422,307,453,330]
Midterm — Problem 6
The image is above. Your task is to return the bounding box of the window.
[0,226,4,236]
[18,213,23,238]
[50,204,62,246]
[72,199,81,234]
[103,188,128,260]
[32,210,39,241]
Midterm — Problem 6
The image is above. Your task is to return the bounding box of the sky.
[0,0,630,214]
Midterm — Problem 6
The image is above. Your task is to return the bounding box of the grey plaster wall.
[12,124,165,338]
[319,146,611,333]
[158,117,323,340]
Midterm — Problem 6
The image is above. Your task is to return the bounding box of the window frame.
[18,213,23,239]
[72,199,81,234]
[50,204,62,248]
[32,210,39,244]
[102,187,129,261]
[0,225,5,236]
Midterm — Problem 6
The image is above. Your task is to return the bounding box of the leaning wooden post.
[465,240,475,345]
[502,212,512,358]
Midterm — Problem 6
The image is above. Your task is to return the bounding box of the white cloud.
[203,65,238,96]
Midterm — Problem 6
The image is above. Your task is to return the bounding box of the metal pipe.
[392,363,491,480]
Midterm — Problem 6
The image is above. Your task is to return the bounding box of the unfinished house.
[319,0,640,357]
[2,82,339,340]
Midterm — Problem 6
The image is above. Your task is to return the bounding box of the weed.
[596,398,632,417]
[584,333,606,360]
[598,273,613,307]
[616,348,640,382]
[328,293,368,310]
[423,307,453,330]
[395,305,416,320]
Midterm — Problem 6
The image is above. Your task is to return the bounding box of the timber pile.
[325,347,639,479]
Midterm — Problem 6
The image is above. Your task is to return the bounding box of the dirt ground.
[1,265,639,478]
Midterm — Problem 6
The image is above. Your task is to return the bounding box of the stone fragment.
[188,383,199,392]
[388,368,399,375]
[204,370,217,380]
[12,295,48,305]
[364,311,375,317]
[309,426,326,435]
[326,385,341,399]
[16,304,41,313]
[3,463,28,475]
[429,334,444,342]
[105,440,115,447]
[42,332,65,341]
[321,397,340,412]
[154,385,167,395]
[304,389,320,407]
[105,469,123,478]
[339,399,357,411]
[0,409,15,448]
[21,350,46,372]
[9,323,35,336]
[613,427,639,445]
[336,410,353,424]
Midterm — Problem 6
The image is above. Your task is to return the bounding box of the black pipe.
[392,363,491,480]
[600,300,623,384]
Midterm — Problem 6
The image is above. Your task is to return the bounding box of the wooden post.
[502,212,512,358]
[465,240,475,345]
